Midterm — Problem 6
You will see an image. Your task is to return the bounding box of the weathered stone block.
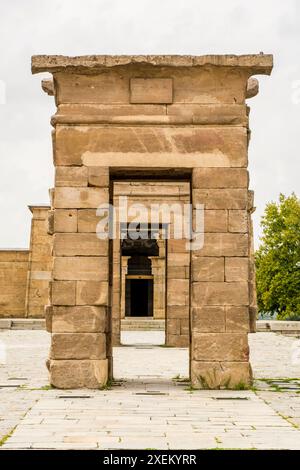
[54,71,130,104]
[57,103,166,117]
[202,210,227,232]
[167,291,189,306]
[54,187,108,209]
[54,209,77,232]
[53,257,108,281]
[192,333,249,361]
[191,361,252,389]
[167,334,189,347]
[50,333,106,359]
[49,359,108,389]
[168,253,190,266]
[168,279,189,294]
[192,257,224,281]
[249,306,257,333]
[51,280,76,305]
[225,257,248,282]
[47,210,54,234]
[44,305,53,332]
[77,209,100,232]
[53,233,108,256]
[193,189,247,209]
[52,306,106,333]
[167,104,247,124]
[192,281,249,306]
[192,168,248,188]
[180,318,189,335]
[228,210,248,233]
[192,306,225,332]
[167,305,189,319]
[192,233,248,257]
[168,266,190,279]
[130,78,173,104]
[167,279,189,306]
[88,166,109,187]
[226,306,249,332]
[168,318,181,335]
[76,281,109,306]
[56,126,247,168]
[168,239,188,253]
[55,166,88,187]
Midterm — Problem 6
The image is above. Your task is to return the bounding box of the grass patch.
[0,426,16,447]
[184,384,197,393]
[233,381,250,391]
[256,377,300,392]
[18,384,54,391]
[99,379,114,391]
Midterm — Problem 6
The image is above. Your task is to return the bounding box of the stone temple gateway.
[31,54,273,389]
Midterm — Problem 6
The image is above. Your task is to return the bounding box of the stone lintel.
[32,54,273,75]
[28,204,51,211]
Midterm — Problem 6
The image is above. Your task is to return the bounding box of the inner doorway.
[125,277,154,317]
[111,179,190,383]
[125,254,154,317]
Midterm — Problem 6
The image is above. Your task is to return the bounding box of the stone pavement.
[0,330,300,449]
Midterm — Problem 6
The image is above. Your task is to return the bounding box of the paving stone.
[0,330,300,449]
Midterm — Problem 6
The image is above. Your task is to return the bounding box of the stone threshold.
[256,320,300,335]
[121,317,165,331]
[0,318,299,334]
[0,318,45,330]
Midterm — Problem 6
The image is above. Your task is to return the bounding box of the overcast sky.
[0,0,299,248]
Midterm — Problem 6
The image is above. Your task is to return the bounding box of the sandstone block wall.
[0,205,52,318]
[32,54,272,389]
[191,169,252,388]
[0,250,29,317]
[25,205,53,317]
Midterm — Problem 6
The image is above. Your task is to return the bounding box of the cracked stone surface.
[0,330,300,449]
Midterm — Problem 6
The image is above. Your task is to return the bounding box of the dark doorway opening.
[125,278,153,317]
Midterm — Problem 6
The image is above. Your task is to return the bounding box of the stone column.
[111,233,121,346]
[190,168,251,389]
[25,205,52,318]
[46,166,110,388]
[248,190,258,333]
[166,238,190,347]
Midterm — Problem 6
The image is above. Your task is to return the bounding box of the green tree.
[255,193,300,320]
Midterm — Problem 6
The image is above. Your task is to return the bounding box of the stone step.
[121,318,165,331]
[0,318,45,330]
[256,320,300,336]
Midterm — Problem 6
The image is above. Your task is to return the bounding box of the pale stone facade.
[28,54,272,389]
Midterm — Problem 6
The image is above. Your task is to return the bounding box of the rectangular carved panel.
[130,78,173,104]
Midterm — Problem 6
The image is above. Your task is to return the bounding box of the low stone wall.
[256,320,300,336]
[0,250,29,317]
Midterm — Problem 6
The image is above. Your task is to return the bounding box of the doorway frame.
[109,171,192,381]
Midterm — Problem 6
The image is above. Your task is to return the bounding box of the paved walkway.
[0,330,300,449]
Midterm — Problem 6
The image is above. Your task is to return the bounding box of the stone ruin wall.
[0,54,272,390]
[0,206,52,318]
